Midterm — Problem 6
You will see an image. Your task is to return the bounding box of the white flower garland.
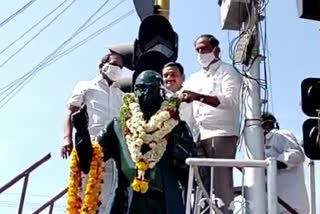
[125,101,178,168]
[120,93,181,193]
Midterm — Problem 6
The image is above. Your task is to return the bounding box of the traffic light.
[297,0,320,21]
[108,15,178,91]
[301,78,320,159]
[132,14,178,83]
[301,78,320,117]
[303,119,320,159]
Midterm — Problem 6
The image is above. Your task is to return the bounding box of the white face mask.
[102,64,122,81]
[197,52,216,68]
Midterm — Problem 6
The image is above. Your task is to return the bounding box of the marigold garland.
[67,142,104,214]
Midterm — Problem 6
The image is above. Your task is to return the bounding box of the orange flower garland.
[67,142,104,214]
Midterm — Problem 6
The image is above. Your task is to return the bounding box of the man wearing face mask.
[61,52,124,213]
[182,34,242,214]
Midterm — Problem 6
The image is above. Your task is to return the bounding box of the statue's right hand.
[61,138,73,159]
[72,104,89,132]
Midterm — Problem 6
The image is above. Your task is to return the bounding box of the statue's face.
[134,82,161,105]
[134,71,163,108]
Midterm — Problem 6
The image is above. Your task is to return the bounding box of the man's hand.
[72,104,89,132]
[61,137,73,159]
[182,90,201,103]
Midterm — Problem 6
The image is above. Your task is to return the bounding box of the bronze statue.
[71,70,196,214]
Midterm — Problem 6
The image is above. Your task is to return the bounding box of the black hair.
[99,53,121,69]
[163,62,184,75]
[261,112,280,129]
[194,34,220,47]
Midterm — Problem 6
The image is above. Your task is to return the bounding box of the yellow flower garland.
[67,142,104,214]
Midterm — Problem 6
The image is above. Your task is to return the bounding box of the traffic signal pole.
[309,160,316,214]
[243,1,267,213]
[156,0,170,19]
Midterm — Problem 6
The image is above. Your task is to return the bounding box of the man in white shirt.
[61,52,124,214]
[162,62,198,141]
[182,34,242,213]
[262,113,309,214]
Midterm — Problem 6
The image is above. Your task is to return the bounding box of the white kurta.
[265,129,310,214]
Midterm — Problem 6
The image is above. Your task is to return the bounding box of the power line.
[0,0,39,28]
[0,0,77,69]
[0,9,134,110]
[0,0,70,56]
[51,9,134,63]
[0,0,128,110]
[46,0,129,61]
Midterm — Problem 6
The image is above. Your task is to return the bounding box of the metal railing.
[0,153,51,214]
[185,158,277,214]
[308,160,316,214]
[32,187,68,214]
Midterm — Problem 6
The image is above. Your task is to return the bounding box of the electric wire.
[0,10,134,109]
[0,6,133,109]
[0,0,112,107]
[0,0,77,69]
[0,0,39,28]
[0,0,70,56]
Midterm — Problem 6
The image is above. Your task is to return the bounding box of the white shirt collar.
[94,74,120,88]
[266,129,277,140]
[202,60,222,75]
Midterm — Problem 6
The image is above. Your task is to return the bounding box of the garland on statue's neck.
[67,142,104,214]
[119,93,182,193]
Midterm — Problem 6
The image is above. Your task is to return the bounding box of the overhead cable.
[0,2,135,110]
[0,0,77,69]
[0,0,39,28]
[0,0,70,56]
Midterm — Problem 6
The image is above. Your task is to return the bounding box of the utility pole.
[155,0,170,19]
[243,1,267,213]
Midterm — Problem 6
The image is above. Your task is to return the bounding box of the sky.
[0,0,319,213]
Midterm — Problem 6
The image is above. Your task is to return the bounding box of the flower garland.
[67,142,104,214]
[120,93,181,193]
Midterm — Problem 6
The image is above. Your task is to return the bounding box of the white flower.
[135,138,144,146]
[121,94,180,173]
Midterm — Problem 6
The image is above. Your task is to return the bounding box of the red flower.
[124,127,131,136]
[166,108,179,120]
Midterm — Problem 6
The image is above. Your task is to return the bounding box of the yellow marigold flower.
[137,161,148,171]
[67,143,104,214]
[140,180,149,193]
[131,178,141,192]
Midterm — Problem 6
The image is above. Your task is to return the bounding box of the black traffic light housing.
[301,77,320,159]
[301,78,320,117]
[303,119,320,160]
[108,15,178,92]
[133,15,178,83]
[297,0,320,21]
